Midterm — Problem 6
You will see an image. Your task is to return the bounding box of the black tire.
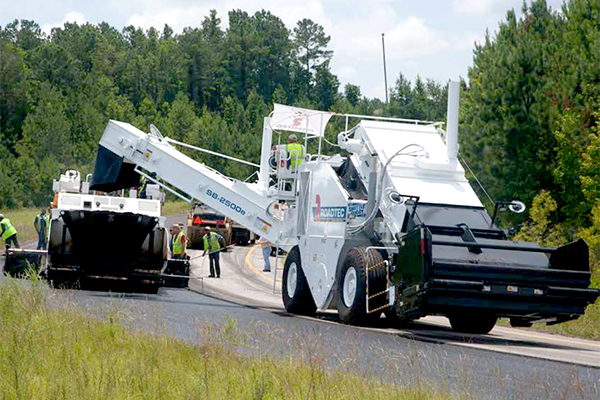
[448,313,497,334]
[138,280,160,294]
[336,246,387,325]
[282,246,316,315]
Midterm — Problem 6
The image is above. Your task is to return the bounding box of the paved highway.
[2,214,599,399]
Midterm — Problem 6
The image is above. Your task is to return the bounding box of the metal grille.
[60,195,81,206]
[138,201,159,212]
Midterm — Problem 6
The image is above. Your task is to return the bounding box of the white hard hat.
[288,134,298,141]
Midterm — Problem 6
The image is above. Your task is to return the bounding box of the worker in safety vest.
[202,226,223,278]
[171,224,187,259]
[0,214,20,250]
[34,208,50,250]
[139,176,148,199]
[286,134,305,170]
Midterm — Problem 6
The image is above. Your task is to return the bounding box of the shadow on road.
[311,311,589,352]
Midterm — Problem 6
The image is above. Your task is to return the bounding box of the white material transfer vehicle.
[91,82,599,334]
[47,169,166,291]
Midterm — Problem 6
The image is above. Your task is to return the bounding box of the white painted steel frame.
[98,120,289,248]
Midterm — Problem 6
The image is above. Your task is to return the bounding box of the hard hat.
[288,134,298,141]
[204,226,211,231]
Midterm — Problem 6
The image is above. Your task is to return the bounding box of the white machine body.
[94,82,472,311]
[55,193,162,219]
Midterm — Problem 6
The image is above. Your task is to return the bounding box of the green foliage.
[387,74,448,121]
[513,190,565,247]
[579,109,600,207]
[0,40,28,149]
[292,18,333,73]
[461,0,600,248]
[344,83,361,107]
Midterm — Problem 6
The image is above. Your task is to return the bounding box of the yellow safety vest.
[286,142,305,169]
[140,176,147,197]
[1,219,17,240]
[173,230,186,256]
[203,232,221,254]
[35,214,49,234]
[46,215,51,238]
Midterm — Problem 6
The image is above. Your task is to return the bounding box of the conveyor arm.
[91,120,285,246]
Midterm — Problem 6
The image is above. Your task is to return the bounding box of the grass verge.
[1,207,39,243]
[0,280,457,400]
[162,200,190,216]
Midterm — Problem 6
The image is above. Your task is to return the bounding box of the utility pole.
[381,33,389,103]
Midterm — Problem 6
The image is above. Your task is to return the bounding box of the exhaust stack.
[446,81,460,163]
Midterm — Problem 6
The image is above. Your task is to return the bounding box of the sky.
[0,0,566,100]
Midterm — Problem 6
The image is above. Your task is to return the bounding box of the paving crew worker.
[34,208,50,250]
[171,224,187,259]
[286,134,305,170]
[258,236,272,272]
[0,214,20,250]
[202,226,223,278]
[139,175,148,199]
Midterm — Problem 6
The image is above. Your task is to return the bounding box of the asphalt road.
[52,285,599,400]
[2,214,599,399]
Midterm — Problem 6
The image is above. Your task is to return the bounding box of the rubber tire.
[448,313,497,335]
[336,246,387,325]
[138,280,160,294]
[282,246,317,316]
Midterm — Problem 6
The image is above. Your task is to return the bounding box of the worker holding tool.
[171,224,187,259]
[0,214,20,250]
[34,208,50,250]
[286,134,306,169]
[202,226,223,278]
[258,236,272,272]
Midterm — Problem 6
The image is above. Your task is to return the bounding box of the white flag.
[270,104,333,137]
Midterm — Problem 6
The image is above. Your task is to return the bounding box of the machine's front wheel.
[448,313,497,335]
[336,246,386,325]
[282,246,316,315]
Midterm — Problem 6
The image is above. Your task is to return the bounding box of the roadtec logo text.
[313,194,346,222]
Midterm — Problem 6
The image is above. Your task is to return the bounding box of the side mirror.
[491,200,527,228]
[508,200,526,214]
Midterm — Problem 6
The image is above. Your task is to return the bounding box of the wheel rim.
[287,262,298,298]
[342,267,358,307]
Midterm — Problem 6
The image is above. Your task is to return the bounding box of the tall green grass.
[0,280,458,400]
[161,200,190,216]
[0,207,40,242]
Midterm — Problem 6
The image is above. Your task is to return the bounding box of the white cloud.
[41,11,86,35]
[124,0,329,33]
[126,6,213,32]
[453,0,509,16]
[453,0,566,16]
[386,16,450,59]
[337,66,357,80]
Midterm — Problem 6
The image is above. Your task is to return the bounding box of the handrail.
[164,137,260,168]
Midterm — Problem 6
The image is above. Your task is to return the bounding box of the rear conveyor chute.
[93,120,286,247]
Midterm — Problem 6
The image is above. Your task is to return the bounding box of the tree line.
[0,10,448,209]
[1,1,599,264]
